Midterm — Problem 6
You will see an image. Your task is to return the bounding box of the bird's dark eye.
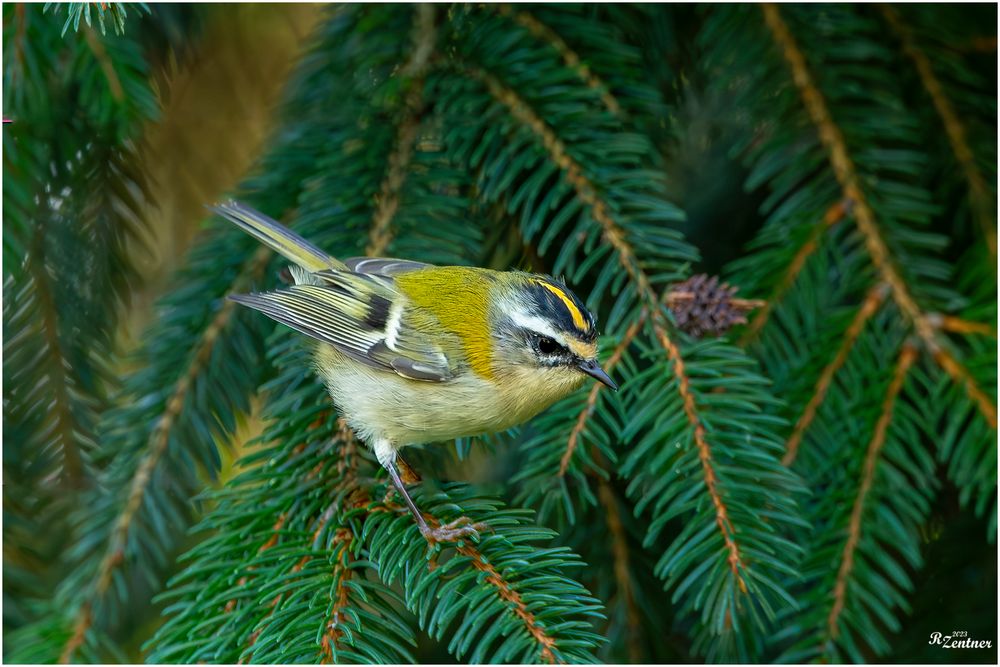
[536,336,560,355]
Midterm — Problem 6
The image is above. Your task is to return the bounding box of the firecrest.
[214,201,617,542]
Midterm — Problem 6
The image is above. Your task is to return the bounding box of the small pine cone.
[668,274,756,337]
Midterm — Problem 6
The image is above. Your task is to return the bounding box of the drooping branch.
[825,342,917,643]
[783,283,888,466]
[880,4,996,260]
[761,3,997,430]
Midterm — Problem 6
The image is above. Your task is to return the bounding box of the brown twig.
[826,343,917,642]
[762,3,997,431]
[740,200,849,346]
[455,540,560,664]
[928,314,997,338]
[932,347,998,427]
[58,246,272,663]
[783,284,889,466]
[965,35,997,53]
[880,4,996,260]
[59,604,93,664]
[470,66,750,591]
[320,528,356,663]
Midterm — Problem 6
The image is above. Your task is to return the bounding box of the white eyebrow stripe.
[509,311,571,347]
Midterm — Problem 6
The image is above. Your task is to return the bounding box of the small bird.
[214,201,617,542]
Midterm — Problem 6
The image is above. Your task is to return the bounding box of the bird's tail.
[210,200,343,272]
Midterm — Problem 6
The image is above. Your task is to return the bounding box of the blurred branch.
[58,246,272,663]
[26,246,83,486]
[596,478,642,663]
[880,4,996,260]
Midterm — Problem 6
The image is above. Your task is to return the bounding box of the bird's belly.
[315,344,541,446]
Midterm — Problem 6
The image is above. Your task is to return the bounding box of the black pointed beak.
[578,358,618,391]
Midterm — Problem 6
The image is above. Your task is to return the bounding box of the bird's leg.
[375,440,486,544]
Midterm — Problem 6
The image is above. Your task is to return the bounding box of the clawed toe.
[419,516,489,544]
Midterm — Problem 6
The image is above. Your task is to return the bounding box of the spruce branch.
[825,342,918,645]
[761,3,997,430]
[473,71,747,593]
[783,283,889,466]
[880,4,996,260]
[649,324,747,592]
[148,397,417,664]
[468,69,755,577]
[363,488,604,663]
[770,306,938,661]
[739,200,849,346]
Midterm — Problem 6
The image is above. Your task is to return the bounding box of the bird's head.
[492,275,617,395]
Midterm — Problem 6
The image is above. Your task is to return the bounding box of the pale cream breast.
[314,342,584,449]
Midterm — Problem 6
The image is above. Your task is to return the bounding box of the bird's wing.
[342,257,432,276]
[229,271,453,382]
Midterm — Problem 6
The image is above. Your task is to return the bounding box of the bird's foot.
[419,516,489,544]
